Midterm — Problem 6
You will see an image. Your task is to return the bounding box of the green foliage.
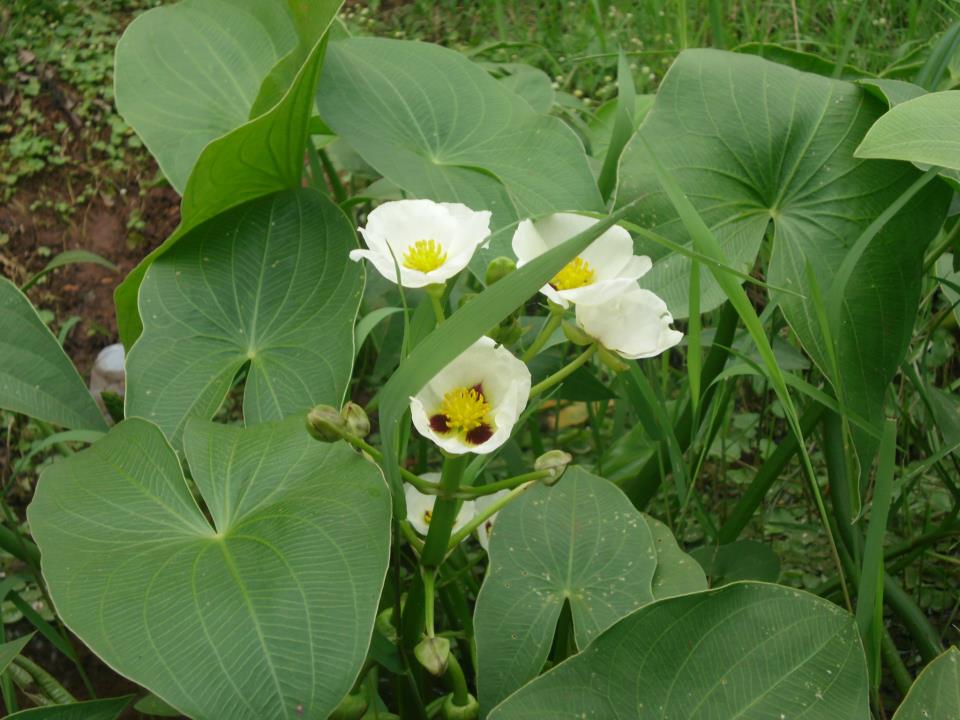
[113,0,343,346]
[618,48,950,484]
[5,697,131,720]
[856,90,960,170]
[475,468,657,711]
[892,646,960,719]
[0,278,106,431]
[125,189,362,447]
[489,583,870,719]
[318,37,602,261]
[5,697,132,720]
[28,416,391,720]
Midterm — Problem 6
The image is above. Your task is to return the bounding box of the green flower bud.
[414,636,450,677]
[329,692,368,720]
[441,692,480,720]
[340,401,370,438]
[375,607,397,643]
[535,449,572,486]
[562,320,592,346]
[485,256,516,286]
[306,405,348,442]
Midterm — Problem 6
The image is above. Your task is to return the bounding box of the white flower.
[405,477,475,538]
[350,199,492,288]
[411,337,531,455]
[511,212,651,308]
[475,490,510,551]
[575,286,683,359]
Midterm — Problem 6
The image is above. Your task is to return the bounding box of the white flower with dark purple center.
[410,337,531,455]
[511,212,652,308]
[405,478,475,538]
[575,286,683,359]
[350,199,492,288]
[475,490,510,551]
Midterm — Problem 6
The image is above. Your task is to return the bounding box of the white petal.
[410,337,531,455]
[355,199,490,289]
[404,484,435,536]
[576,287,683,360]
[511,219,549,266]
[475,489,510,551]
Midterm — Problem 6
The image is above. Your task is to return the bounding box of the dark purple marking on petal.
[471,383,485,398]
[465,423,494,445]
[430,414,451,433]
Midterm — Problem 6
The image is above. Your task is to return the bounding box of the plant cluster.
[0,1,959,720]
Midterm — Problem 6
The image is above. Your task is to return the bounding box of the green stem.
[456,470,550,497]
[422,568,438,637]
[320,423,439,493]
[428,285,446,325]
[444,650,470,707]
[420,455,470,569]
[318,148,347,204]
[446,482,533,552]
[521,310,563,362]
[530,344,597,398]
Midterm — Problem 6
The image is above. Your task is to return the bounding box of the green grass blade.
[597,50,636,202]
[856,419,897,690]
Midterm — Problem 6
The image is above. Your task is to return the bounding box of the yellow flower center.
[439,386,491,433]
[423,508,432,525]
[403,239,448,273]
[550,257,595,290]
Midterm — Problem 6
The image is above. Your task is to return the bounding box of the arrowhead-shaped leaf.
[489,583,870,719]
[474,468,658,713]
[317,37,602,261]
[617,48,950,476]
[125,189,362,447]
[0,278,106,432]
[29,417,391,720]
[892,646,960,720]
[113,0,343,346]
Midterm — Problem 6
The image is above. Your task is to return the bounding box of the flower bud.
[562,320,592,346]
[306,405,348,442]
[535,449,572,486]
[414,636,450,676]
[340,401,370,438]
[376,607,397,643]
[485,256,516,286]
[442,693,480,720]
[329,692,368,720]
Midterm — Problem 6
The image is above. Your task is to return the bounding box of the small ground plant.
[1,1,959,719]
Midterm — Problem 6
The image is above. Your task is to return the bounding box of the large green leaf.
[29,416,391,720]
[892,646,960,720]
[856,91,960,171]
[114,0,343,346]
[0,278,106,431]
[617,48,949,474]
[489,583,870,719]
[125,189,362,447]
[474,468,657,714]
[317,37,602,260]
[6,697,132,720]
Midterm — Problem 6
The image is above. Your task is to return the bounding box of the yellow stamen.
[550,257,595,290]
[403,239,448,273]
[423,509,432,525]
[439,386,491,433]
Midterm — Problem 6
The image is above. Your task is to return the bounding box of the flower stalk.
[529,343,598,399]
[446,482,533,552]
[419,454,470,568]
